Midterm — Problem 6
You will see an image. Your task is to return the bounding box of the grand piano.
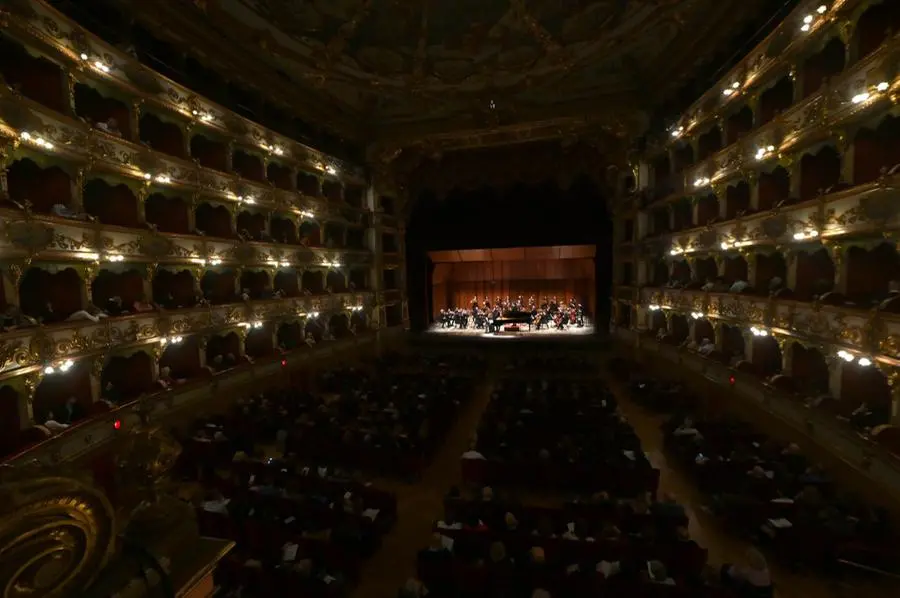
[493,310,533,328]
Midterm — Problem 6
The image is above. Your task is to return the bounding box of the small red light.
[113,419,122,430]
[281,359,287,367]
[729,375,736,385]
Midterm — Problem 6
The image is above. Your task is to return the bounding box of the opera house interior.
[3,1,900,597]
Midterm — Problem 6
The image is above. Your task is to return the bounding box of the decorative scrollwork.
[0,475,116,598]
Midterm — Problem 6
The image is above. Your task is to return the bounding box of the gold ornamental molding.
[0,472,116,597]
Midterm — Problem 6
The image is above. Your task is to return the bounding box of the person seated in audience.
[102,382,122,405]
[0,305,38,331]
[461,443,485,459]
[701,277,715,292]
[51,203,94,221]
[698,337,715,356]
[398,578,428,598]
[721,548,773,598]
[94,117,122,137]
[730,279,750,293]
[673,417,701,438]
[105,296,127,317]
[66,303,108,323]
[157,366,179,390]
[644,560,675,585]
[305,333,317,348]
[62,396,86,424]
[201,489,231,513]
[44,411,70,432]
[418,532,453,566]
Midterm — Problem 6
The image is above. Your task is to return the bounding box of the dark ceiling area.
[49,0,799,156]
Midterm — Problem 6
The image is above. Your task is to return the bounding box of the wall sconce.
[755,145,775,161]
[299,210,315,219]
[160,335,183,346]
[792,230,819,240]
[309,311,319,318]
[648,304,661,311]
[691,311,704,319]
[694,177,710,188]
[722,82,740,96]
[105,253,125,262]
[44,359,74,375]
[19,131,54,150]
[670,126,684,139]
[749,326,768,337]
[325,165,337,175]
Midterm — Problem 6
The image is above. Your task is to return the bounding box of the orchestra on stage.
[437,295,586,333]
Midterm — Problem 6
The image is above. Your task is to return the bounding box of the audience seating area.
[617,358,900,582]
[463,378,658,494]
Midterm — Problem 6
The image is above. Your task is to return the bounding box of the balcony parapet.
[652,0,869,154]
[642,173,900,252]
[2,332,379,467]
[645,31,900,207]
[639,286,900,364]
[619,332,900,507]
[0,91,361,222]
[2,0,364,183]
[0,208,373,267]
[0,292,374,379]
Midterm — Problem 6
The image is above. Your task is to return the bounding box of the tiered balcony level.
[0,0,408,463]
[614,0,900,462]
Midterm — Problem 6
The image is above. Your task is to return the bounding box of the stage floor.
[425,321,595,338]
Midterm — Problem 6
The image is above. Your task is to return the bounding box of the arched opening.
[853,116,900,185]
[239,269,271,300]
[755,253,788,295]
[673,144,694,172]
[667,314,689,344]
[652,155,673,197]
[696,193,720,225]
[344,185,365,208]
[201,269,238,304]
[652,260,669,286]
[323,223,345,248]
[101,352,154,402]
[145,193,191,234]
[0,385,25,457]
[205,332,242,372]
[271,215,298,244]
[138,112,186,159]
[698,126,723,161]
[349,269,368,291]
[322,180,343,202]
[725,181,751,218]
[91,268,145,314]
[383,232,399,253]
[328,313,351,339]
[302,270,324,294]
[274,270,300,297]
[159,336,202,381]
[791,344,830,396]
[671,199,693,231]
[19,267,83,322]
[297,171,321,197]
[385,303,403,328]
[266,161,294,191]
[195,202,234,238]
[651,206,670,236]
[73,83,131,140]
[854,2,900,62]
[795,248,835,301]
[758,76,794,125]
[751,335,782,378]
[0,36,66,112]
[648,310,667,335]
[152,269,197,309]
[690,257,717,289]
[245,324,275,359]
[692,318,715,344]
[671,260,692,285]
[232,150,265,183]
[236,210,267,241]
[304,315,325,342]
[326,270,347,293]
[384,268,400,290]
[277,322,303,351]
[725,105,754,145]
[724,256,748,287]
[840,364,892,430]
[846,243,900,304]
[721,324,746,363]
[299,220,322,246]
[350,308,369,333]
[757,166,791,211]
[83,179,140,227]
[32,362,92,427]
[347,227,367,250]
[800,146,842,200]
[190,134,229,172]
[6,159,72,214]
[802,37,846,99]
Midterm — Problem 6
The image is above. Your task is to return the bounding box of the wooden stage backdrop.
[428,246,596,318]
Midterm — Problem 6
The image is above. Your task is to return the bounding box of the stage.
[426,320,595,338]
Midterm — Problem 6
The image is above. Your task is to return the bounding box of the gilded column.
[23,372,44,426]
[2,260,28,307]
[144,263,158,304]
[787,159,802,201]
[826,242,848,294]
[225,140,235,173]
[0,138,16,200]
[747,170,760,211]
[785,249,799,290]
[827,356,843,399]
[776,336,792,375]
[63,69,78,117]
[198,335,209,369]
[743,251,758,288]
[136,184,148,224]
[235,267,245,298]
[712,184,728,220]
[742,329,755,363]
[837,129,855,186]
[70,166,87,212]
[129,100,143,145]
[89,354,106,404]
[78,262,99,309]
[182,122,194,160]
[188,193,199,233]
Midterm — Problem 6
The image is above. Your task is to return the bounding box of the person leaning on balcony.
[729,279,750,293]
[66,303,109,323]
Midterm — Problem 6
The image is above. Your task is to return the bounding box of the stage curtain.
[433,259,595,317]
